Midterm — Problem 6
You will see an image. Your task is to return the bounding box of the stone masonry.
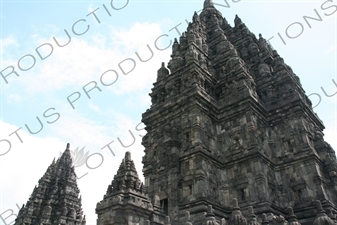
[98,0,337,225]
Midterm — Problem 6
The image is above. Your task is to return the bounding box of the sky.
[0,0,336,224]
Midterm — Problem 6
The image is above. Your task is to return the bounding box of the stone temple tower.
[14,144,86,225]
[143,0,337,224]
[99,0,337,224]
[96,152,154,225]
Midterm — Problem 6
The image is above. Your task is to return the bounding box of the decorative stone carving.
[229,199,247,225]
[313,200,334,225]
[221,218,227,225]
[287,207,300,225]
[204,205,219,225]
[157,62,170,81]
[165,216,172,225]
[248,43,259,56]
[258,63,271,78]
[185,211,193,225]
[261,214,269,225]
[247,206,259,225]
[258,34,270,52]
[234,15,243,26]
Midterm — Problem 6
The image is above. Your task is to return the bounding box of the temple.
[13,0,337,224]
[13,144,86,225]
[97,0,337,224]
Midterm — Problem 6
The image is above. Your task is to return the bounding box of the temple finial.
[206,205,215,217]
[193,11,200,23]
[157,62,169,81]
[184,211,193,225]
[221,218,227,225]
[287,207,300,225]
[314,200,334,225]
[288,207,295,217]
[125,151,131,161]
[82,215,86,225]
[204,0,214,8]
[186,211,191,220]
[66,143,70,150]
[234,14,243,26]
[262,213,269,225]
[165,216,171,225]
[232,198,240,210]
[316,200,323,212]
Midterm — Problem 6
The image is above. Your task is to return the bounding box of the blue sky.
[1,0,336,224]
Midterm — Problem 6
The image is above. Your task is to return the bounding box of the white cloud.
[88,101,100,113]
[1,36,18,49]
[107,23,171,94]
[25,36,118,93]
[7,93,22,104]
[2,22,171,99]
[323,91,337,151]
[325,126,337,151]
[31,34,39,39]
[0,36,19,57]
[87,3,96,13]
[110,22,162,50]
[90,34,107,49]
[324,43,337,54]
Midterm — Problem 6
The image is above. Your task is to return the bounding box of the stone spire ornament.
[313,200,335,225]
[81,215,86,225]
[247,206,260,225]
[229,199,247,225]
[261,214,269,225]
[185,211,193,225]
[157,62,169,81]
[287,207,300,225]
[221,218,227,225]
[204,205,219,225]
[165,216,172,225]
[326,209,337,222]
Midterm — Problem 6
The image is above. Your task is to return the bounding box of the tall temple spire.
[14,144,85,225]
[140,0,337,224]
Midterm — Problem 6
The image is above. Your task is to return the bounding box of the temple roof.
[102,151,146,197]
[14,144,85,225]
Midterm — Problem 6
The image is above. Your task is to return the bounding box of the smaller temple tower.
[14,144,86,225]
[96,152,165,225]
